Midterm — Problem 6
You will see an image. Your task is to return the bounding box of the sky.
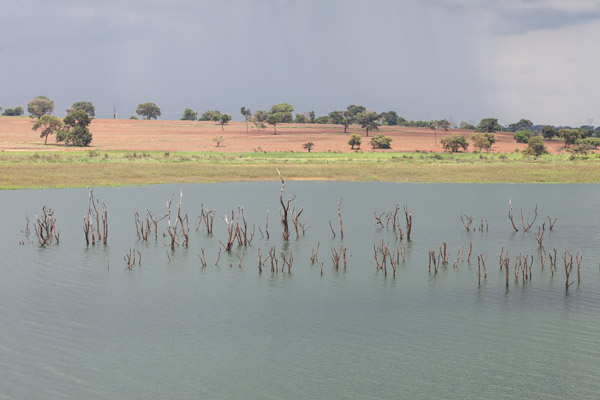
[1,0,599,126]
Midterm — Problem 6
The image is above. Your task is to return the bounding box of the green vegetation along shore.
[0,150,598,189]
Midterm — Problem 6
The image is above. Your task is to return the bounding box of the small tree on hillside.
[181,108,198,121]
[525,136,547,157]
[471,132,495,152]
[199,110,221,121]
[559,128,585,147]
[508,119,533,132]
[240,107,252,133]
[348,134,362,149]
[541,125,558,139]
[218,114,232,131]
[27,96,54,119]
[267,103,294,134]
[58,110,93,146]
[136,103,161,120]
[370,134,392,149]
[513,130,532,143]
[476,118,502,133]
[303,142,314,152]
[67,101,95,118]
[294,114,307,123]
[252,110,268,133]
[356,112,380,137]
[441,134,469,153]
[32,115,63,144]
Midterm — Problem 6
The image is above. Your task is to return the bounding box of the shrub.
[348,134,362,149]
[440,134,468,153]
[576,137,600,149]
[524,136,547,157]
[471,132,495,152]
[513,130,531,143]
[370,134,392,149]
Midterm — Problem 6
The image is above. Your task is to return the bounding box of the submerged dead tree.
[83,189,108,245]
[34,207,60,246]
[277,169,294,240]
[508,199,537,232]
[162,191,189,249]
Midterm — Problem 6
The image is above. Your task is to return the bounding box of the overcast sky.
[1,0,599,126]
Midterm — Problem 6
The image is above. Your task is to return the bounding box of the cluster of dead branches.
[256,246,294,274]
[163,191,189,249]
[19,216,32,245]
[512,254,534,284]
[135,209,168,242]
[219,206,255,252]
[34,207,60,246]
[310,243,320,265]
[461,214,488,232]
[195,204,216,234]
[83,189,107,246]
[374,204,412,241]
[508,200,537,232]
[374,240,401,276]
[329,199,344,239]
[562,250,582,290]
[124,248,141,270]
[331,244,347,270]
[476,254,487,283]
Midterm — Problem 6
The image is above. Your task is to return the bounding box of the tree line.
[7,96,600,151]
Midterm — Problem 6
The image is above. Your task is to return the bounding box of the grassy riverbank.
[0,150,598,189]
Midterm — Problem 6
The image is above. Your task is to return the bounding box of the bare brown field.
[0,117,572,154]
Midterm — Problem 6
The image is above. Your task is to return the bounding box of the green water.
[1,182,599,399]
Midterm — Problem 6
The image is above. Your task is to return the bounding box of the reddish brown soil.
[0,118,571,154]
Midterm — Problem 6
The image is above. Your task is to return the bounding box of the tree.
[218,114,231,130]
[559,128,585,147]
[27,96,54,119]
[2,106,24,116]
[32,115,63,144]
[240,107,252,133]
[460,121,476,130]
[308,111,315,123]
[429,120,438,144]
[470,132,495,152]
[525,136,547,157]
[181,108,198,121]
[380,111,399,126]
[303,142,314,152]
[136,103,161,120]
[370,134,392,149]
[513,130,532,143]
[328,111,344,125]
[441,134,469,153]
[58,110,92,146]
[346,105,366,119]
[508,119,533,132]
[541,125,558,139]
[340,105,366,133]
[314,116,330,124]
[199,110,221,121]
[267,103,294,134]
[348,134,362,149]
[356,112,380,136]
[68,101,95,118]
[437,119,450,131]
[294,114,307,123]
[252,110,268,133]
[476,118,502,133]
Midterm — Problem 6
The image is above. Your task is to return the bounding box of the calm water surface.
[1,182,599,399]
